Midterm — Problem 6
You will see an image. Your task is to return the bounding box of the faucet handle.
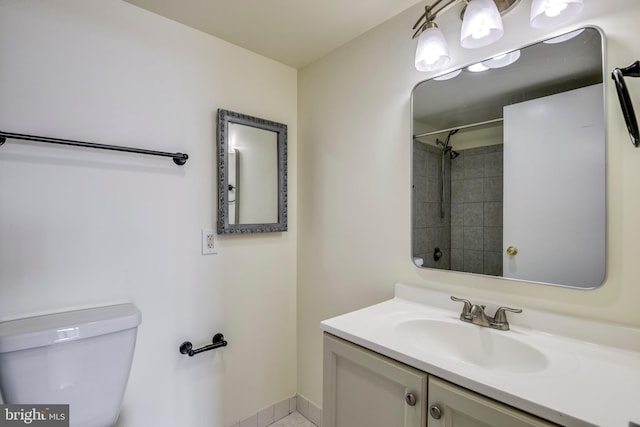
[450,296,473,319]
[492,306,522,330]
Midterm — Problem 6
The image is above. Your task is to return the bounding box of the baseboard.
[230,394,322,427]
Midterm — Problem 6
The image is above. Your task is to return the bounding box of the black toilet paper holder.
[179,333,227,357]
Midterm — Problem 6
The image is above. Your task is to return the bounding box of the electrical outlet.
[201,229,218,255]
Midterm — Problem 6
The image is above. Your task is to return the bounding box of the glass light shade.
[543,28,584,44]
[434,69,462,81]
[415,26,450,71]
[530,0,584,29]
[460,0,504,49]
[481,50,521,68]
[467,62,490,72]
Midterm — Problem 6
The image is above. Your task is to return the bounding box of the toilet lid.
[0,303,141,353]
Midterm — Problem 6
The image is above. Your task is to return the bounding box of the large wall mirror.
[217,109,287,234]
[411,27,606,289]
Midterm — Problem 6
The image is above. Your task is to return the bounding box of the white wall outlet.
[201,229,218,255]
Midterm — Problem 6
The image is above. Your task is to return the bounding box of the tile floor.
[267,411,317,427]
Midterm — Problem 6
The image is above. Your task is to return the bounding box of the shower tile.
[463,203,484,226]
[463,250,483,274]
[451,226,463,249]
[451,180,464,203]
[484,227,503,252]
[463,179,484,203]
[484,202,503,226]
[464,227,483,250]
[426,179,440,202]
[413,148,427,176]
[415,202,428,228]
[426,150,440,177]
[484,251,503,276]
[414,228,428,253]
[464,154,484,179]
[413,177,426,202]
[425,202,446,227]
[484,151,503,177]
[426,226,450,249]
[484,177,503,202]
[451,248,464,270]
[451,203,463,226]
[451,155,464,180]
[484,144,503,153]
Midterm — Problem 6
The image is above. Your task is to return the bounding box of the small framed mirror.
[217,109,287,234]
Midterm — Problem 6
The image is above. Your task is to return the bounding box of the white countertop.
[320,283,640,427]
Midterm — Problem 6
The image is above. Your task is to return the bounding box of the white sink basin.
[394,318,548,373]
[321,283,640,427]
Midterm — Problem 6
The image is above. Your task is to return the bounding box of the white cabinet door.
[427,377,557,427]
[502,83,605,287]
[323,333,427,427]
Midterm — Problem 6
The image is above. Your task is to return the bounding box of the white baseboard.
[230,394,321,427]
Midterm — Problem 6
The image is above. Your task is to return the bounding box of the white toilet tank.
[0,303,141,427]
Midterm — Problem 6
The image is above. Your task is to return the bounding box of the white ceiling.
[123,0,424,69]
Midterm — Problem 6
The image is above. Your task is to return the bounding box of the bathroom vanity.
[321,284,640,427]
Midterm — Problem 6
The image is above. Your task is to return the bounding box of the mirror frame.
[410,26,607,289]
[217,109,288,234]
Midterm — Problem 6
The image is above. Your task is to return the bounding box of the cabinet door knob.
[405,393,417,406]
[429,405,442,419]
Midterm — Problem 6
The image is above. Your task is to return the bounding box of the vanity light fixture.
[412,0,584,72]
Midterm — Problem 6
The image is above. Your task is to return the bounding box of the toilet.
[0,303,141,427]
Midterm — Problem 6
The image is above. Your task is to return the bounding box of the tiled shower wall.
[413,142,503,275]
[450,145,503,275]
[413,142,450,269]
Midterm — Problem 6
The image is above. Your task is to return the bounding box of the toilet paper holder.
[179,333,227,357]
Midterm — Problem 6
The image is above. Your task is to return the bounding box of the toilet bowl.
[0,303,141,427]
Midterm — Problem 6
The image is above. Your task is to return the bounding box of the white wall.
[0,1,297,427]
[298,0,640,407]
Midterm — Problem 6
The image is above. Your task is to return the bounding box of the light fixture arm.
[412,0,462,39]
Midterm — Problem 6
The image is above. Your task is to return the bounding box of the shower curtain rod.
[0,130,189,165]
[413,117,504,139]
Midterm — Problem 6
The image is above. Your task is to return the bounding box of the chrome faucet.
[450,296,522,331]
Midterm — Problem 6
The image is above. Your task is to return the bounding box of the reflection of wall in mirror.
[228,123,278,224]
[228,149,239,224]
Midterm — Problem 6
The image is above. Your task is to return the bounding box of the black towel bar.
[0,130,189,165]
[611,60,640,147]
[179,333,227,357]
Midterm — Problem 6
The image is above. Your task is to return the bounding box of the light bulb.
[545,2,567,17]
[460,0,504,49]
[472,26,491,40]
[415,25,450,72]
